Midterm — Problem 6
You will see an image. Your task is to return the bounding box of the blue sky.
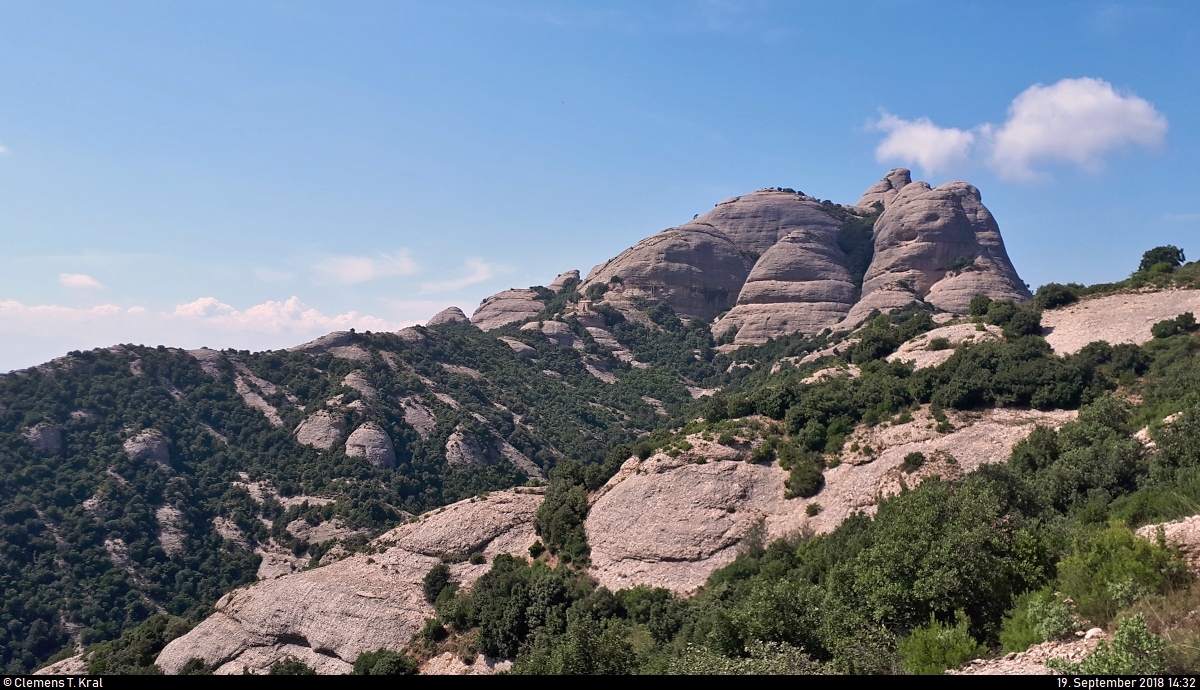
[1,1,1198,370]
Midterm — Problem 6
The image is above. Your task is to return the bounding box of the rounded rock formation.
[715,227,858,344]
[843,178,1030,327]
[695,189,845,257]
[856,167,912,210]
[294,411,348,450]
[345,423,396,469]
[548,269,580,292]
[581,225,752,320]
[470,289,543,331]
[426,306,469,327]
[124,429,170,467]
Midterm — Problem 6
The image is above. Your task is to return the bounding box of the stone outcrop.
[714,227,858,345]
[856,167,911,210]
[399,397,437,439]
[581,225,752,320]
[498,336,536,358]
[155,489,543,675]
[885,322,1004,370]
[548,269,580,292]
[294,411,347,450]
[426,306,469,327]
[124,429,170,467]
[444,427,543,478]
[288,332,372,362]
[693,189,845,257]
[540,321,579,349]
[342,371,377,400]
[470,289,543,331]
[23,423,62,455]
[344,423,396,469]
[845,176,1030,327]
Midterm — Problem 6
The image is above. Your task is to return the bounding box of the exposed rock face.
[399,397,437,439]
[188,348,227,378]
[155,489,543,675]
[587,407,1076,594]
[471,289,543,331]
[693,189,845,257]
[124,429,170,467]
[288,332,372,362]
[715,227,858,345]
[581,225,752,320]
[444,427,543,478]
[548,269,580,292]
[846,178,1030,326]
[156,505,186,557]
[540,321,579,349]
[341,371,378,400]
[856,167,911,210]
[293,411,347,450]
[426,306,469,327]
[445,428,488,467]
[344,423,396,469]
[886,322,1005,370]
[23,423,62,454]
[497,336,536,358]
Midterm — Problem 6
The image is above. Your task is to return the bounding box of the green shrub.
[1034,283,1080,310]
[902,451,926,473]
[268,657,317,675]
[969,296,993,317]
[469,552,486,565]
[927,337,951,351]
[352,649,418,675]
[423,563,456,604]
[999,588,1076,653]
[178,658,213,675]
[529,540,546,558]
[897,612,986,675]
[806,503,821,517]
[1139,246,1185,273]
[1152,312,1199,339]
[1048,614,1165,675]
[1056,522,1191,625]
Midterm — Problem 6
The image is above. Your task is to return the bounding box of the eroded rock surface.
[846,178,1029,326]
[288,332,372,362]
[399,397,437,439]
[471,289,543,331]
[427,306,469,327]
[693,189,845,257]
[124,429,170,467]
[23,423,62,454]
[582,226,752,320]
[716,227,858,345]
[294,411,347,450]
[856,167,911,210]
[548,269,580,292]
[155,489,543,675]
[498,336,536,358]
[345,423,396,469]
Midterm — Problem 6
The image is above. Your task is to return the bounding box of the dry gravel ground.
[951,629,1107,675]
[1041,289,1200,354]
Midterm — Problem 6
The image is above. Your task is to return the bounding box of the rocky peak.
[856,168,913,210]
[426,306,469,327]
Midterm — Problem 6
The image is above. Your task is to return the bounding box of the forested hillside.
[10,247,1200,675]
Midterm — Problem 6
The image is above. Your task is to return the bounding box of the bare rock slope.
[1042,289,1200,354]
[156,489,543,675]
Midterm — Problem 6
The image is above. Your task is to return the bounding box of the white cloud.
[873,77,1167,180]
[0,143,7,155]
[314,250,417,285]
[0,296,410,372]
[987,78,1167,179]
[59,273,104,289]
[872,112,976,176]
[419,258,496,294]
